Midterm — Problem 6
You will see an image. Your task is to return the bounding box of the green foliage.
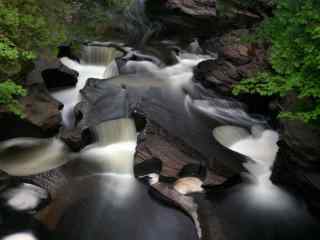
[233,0,320,122]
[67,0,136,41]
[0,0,70,117]
[0,80,27,117]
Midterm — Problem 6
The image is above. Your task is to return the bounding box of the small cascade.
[213,125,279,180]
[104,60,120,78]
[81,45,123,66]
[213,125,296,208]
[79,118,137,175]
[52,46,122,127]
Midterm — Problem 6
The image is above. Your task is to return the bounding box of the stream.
[0,29,320,240]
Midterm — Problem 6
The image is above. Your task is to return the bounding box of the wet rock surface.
[135,121,225,184]
[195,29,269,96]
[0,58,66,141]
[42,60,79,90]
[271,120,320,215]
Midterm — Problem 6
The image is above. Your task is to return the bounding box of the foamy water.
[2,183,48,211]
[2,233,37,240]
[51,58,107,127]
[213,125,298,209]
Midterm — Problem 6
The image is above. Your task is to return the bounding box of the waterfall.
[79,118,137,175]
[213,125,279,180]
[52,46,121,128]
[81,45,124,66]
[104,60,120,78]
[212,125,296,208]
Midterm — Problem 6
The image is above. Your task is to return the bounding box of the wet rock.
[179,163,207,180]
[134,158,163,177]
[59,127,93,152]
[193,59,240,94]
[0,58,64,140]
[131,109,147,132]
[0,183,50,213]
[135,121,226,184]
[0,113,46,141]
[42,59,78,90]
[145,0,218,38]
[202,174,242,193]
[75,79,130,128]
[271,123,320,215]
[20,85,63,134]
[196,30,268,95]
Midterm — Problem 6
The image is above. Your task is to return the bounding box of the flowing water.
[51,45,122,128]
[211,125,320,240]
[1,37,319,240]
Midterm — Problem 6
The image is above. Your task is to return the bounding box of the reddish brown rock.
[135,122,226,185]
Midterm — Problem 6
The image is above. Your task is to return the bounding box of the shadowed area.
[50,174,198,240]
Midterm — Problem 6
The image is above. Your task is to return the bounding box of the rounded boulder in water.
[0,183,50,213]
[0,138,70,176]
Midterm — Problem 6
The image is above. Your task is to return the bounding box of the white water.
[79,118,137,175]
[213,125,279,179]
[2,183,48,211]
[121,54,211,89]
[2,233,37,240]
[51,58,107,127]
[213,125,295,208]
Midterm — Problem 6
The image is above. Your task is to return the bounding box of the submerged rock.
[0,183,50,213]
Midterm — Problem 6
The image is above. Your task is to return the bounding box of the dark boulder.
[145,0,218,38]
[271,95,320,215]
[0,113,46,141]
[193,59,240,94]
[21,85,63,134]
[0,84,62,140]
[58,44,80,62]
[0,58,66,140]
[134,158,163,177]
[59,127,93,152]
[271,120,320,216]
[42,60,78,90]
[179,163,207,180]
